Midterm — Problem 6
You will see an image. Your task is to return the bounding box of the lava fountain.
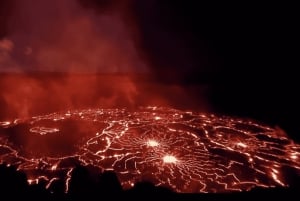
[0,106,299,193]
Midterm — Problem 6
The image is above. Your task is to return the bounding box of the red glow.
[0,107,299,193]
[0,73,210,119]
[0,0,298,195]
[163,155,178,163]
[1,0,144,73]
[147,140,159,147]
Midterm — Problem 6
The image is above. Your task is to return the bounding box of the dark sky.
[1,1,298,76]
[132,1,300,141]
[0,0,299,141]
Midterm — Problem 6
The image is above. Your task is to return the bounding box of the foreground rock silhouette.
[0,163,299,201]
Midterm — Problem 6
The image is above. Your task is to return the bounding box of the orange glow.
[147,140,159,147]
[291,155,297,159]
[51,164,58,171]
[154,116,162,120]
[0,73,211,120]
[27,179,34,185]
[30,127,60,135]
[271,172,285,186]
[163,155,178,163]
[27,179,38,185]
[290,152,298,160]
[0,121,11,126]
[0,107,299,193]
[236,142,247,148]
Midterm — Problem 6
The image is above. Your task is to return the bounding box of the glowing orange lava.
[163,155,177,163]
[0,107,299,193]
[147,140,159,147]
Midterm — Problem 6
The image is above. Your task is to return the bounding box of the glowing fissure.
[0,107,299,193]
[30,127,60,135]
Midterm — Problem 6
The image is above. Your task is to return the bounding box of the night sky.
[0,0,299,142]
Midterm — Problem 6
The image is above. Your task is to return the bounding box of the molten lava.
[163,155,178,163]
[0,106,299,193]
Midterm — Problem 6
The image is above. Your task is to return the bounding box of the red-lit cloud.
[0,0,211,120]
[1,0,145,73]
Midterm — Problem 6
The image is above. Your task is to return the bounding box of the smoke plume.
[0,0,211,120]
